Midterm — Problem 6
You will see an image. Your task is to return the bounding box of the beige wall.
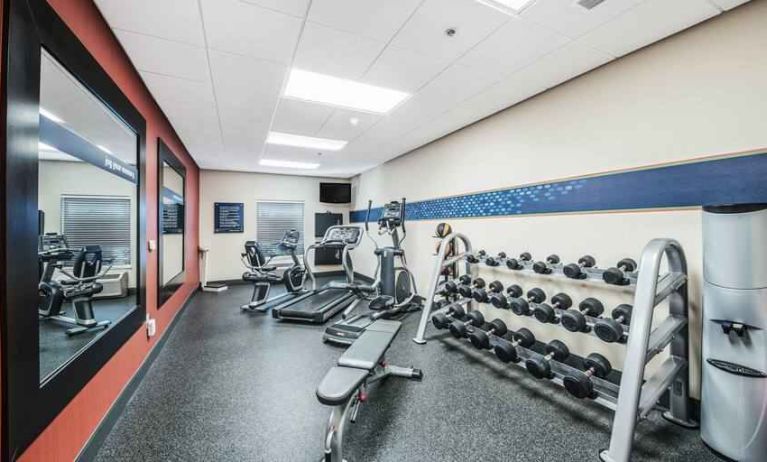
[351,2,767,398]
[200,170,352,281]
[39,159,138,287]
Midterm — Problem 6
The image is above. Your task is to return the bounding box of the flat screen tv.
[320,182,351,204]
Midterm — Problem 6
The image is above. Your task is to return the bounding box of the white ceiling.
[94,0,749,178]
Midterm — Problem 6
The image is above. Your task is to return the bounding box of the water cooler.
[701,204,767,461]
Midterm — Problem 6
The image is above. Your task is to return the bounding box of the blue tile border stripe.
[350,153,767,223]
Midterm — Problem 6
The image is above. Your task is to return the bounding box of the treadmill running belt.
[274,290,355,324]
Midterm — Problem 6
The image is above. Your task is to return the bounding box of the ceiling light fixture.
[266,131,347,151]
[39,107,64,124]
[349,117,360,126]
[38,142,57,151]
[475,0,535,15]
[260,159,320,170]
[284,69,410,114]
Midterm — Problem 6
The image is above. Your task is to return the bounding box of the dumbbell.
[560,298,605,333]
[563,255,596,280]
[525,340,570,379]
[493,328,536,363]
[489,284,522,309]
[465,250,486,264]
[509,287,546,316]
[532,293,573,324]
[439,279,460,296]
[593,304,633,343]
[563,353,612,399]
[602,258,637,285]
[532,254,561,275]
[484,251,506,267]
[458,276,484,298]
[431,304,467,330]
[469,318,508,349]
[505,252,533,270]
[472,280,503,303]
[448,310,485,338]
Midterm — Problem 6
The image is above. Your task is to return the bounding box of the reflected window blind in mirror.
[61,195,131,266]
[256,201,304,256]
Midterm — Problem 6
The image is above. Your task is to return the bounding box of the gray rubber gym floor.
[93,279,719,462]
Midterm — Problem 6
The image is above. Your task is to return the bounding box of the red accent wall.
[13,1,201,460]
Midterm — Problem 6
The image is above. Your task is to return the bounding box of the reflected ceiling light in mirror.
[284,69,410,113]
[476,0,535,15]
[38,142,57,151]
[260,159,320,169]
[266,131,347,151]
[39,107,64,123]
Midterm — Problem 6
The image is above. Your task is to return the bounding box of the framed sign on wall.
[214,202,244,233]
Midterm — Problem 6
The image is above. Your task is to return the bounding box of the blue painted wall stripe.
[350,153,767,223]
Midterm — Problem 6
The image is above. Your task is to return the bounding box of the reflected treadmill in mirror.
[37,50,138,381]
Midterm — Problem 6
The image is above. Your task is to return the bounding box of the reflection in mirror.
[161,160,185,287]
[37,50,138,382]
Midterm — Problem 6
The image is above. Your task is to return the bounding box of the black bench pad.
[316,367,368,406]
[337,320,401,370]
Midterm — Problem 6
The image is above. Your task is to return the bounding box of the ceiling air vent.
[577,0,606,10]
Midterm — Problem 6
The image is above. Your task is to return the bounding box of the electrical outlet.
[146,315,157,337]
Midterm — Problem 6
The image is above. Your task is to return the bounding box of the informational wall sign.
[214,202,244,233]
[162,187,184,234]
[39,115,138,184]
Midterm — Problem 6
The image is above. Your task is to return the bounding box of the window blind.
[61,195,132,266]
[256,201,304,256]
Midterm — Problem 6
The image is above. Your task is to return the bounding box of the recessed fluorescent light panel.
[260,159,320,170]
[38,142,56,151]
[266,131,347,151]
[476,0,535,15]
[39,107,64,123]
[284,69,410,114]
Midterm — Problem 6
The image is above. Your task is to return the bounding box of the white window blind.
[256,201,304,256]
[61,196,132,266]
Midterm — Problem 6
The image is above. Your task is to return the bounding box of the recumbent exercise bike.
[240,229,307,311]
[38,234,112,336]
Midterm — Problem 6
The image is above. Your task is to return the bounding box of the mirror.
[37,50,139,381]
[158,140,186,306]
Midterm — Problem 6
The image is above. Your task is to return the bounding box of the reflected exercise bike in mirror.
[37,49,138,380]
[159,140,186,306]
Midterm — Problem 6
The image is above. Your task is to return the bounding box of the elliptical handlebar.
[365,200,372,233]
[400,197,407,243]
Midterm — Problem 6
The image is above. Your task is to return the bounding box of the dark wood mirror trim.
[157,138,186,308]
[1,0,147,458]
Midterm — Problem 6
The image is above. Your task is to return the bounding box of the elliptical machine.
[323,199,422,345]
[240,229,307,311]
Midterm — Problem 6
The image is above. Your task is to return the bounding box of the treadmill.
[271,225,366,323]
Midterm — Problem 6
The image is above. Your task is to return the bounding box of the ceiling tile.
[113,30,208,82]
[271,99,335,136]
[579,0,720,57]
[293,23,386,79]
[240,0,311,18]
[461,16,571,77]
[307,0,422,41]
[317,110,381,140]
[209,51,286,151]
[95,0,204,46]
[362,45,451,92]
[140,71,223,155]
[201,0,303,64]
[709,0,751,10]
[390,0,509,62]
[522,0,643,39]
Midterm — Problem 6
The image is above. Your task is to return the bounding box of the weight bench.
[316,320,422,461]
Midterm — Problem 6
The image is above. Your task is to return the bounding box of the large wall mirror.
[158,140,186,306]
[2,0,147,457]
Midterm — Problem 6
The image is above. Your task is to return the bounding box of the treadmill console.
[279,229,301,250]
[322,226,362,248]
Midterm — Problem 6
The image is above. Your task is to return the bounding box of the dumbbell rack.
[414,236,696,462]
